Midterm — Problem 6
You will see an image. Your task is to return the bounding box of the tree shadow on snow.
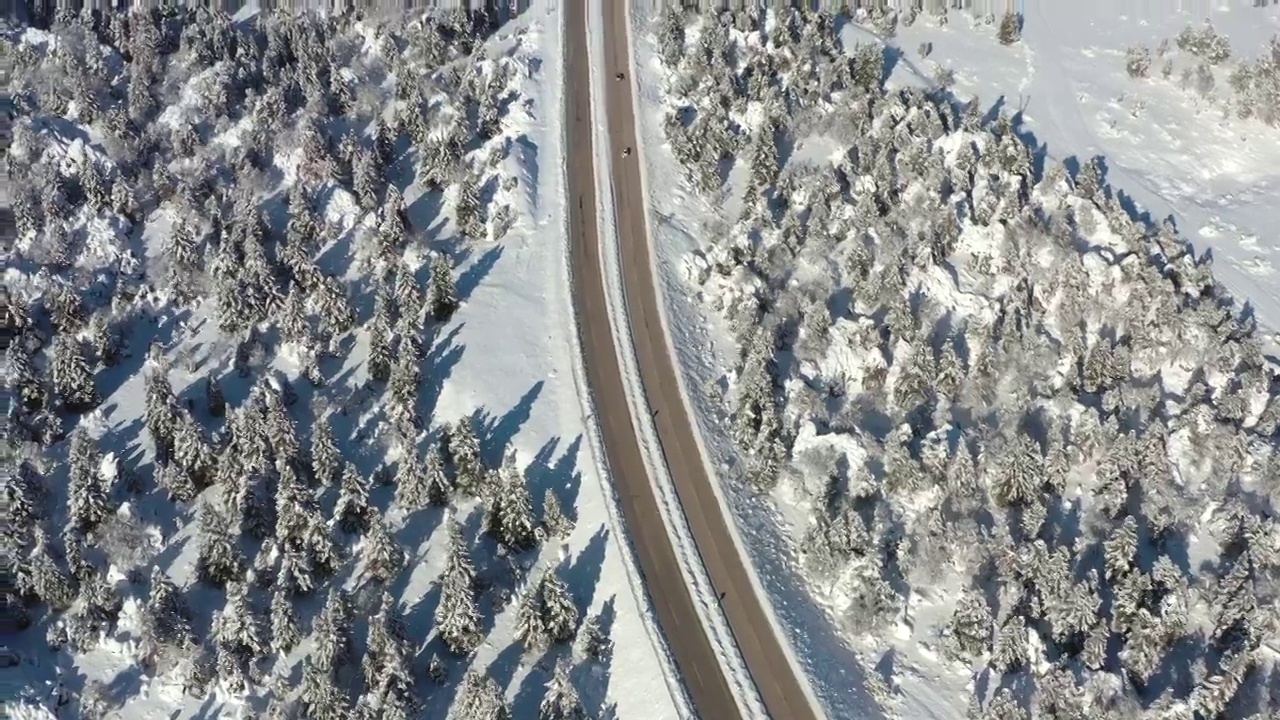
[475,380,544,466]
[524,435,584,521]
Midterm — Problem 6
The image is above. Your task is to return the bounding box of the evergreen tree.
[367,296,394,383]
[454,671,510,720]
[23,528,76,610]
[487,451,538,553]
[362,516,405,583]
[300,656,349,720]
[947,588,993,662]
[335,462,371,534]
[425,445,453,507]
[153,458,198,504]
[427,252,459,321]
[196,500,244,587]
[143,567,194,651]
[387,348,421,434]
[541,567,579,644]
[991,615,1027,672]
[542,489,574,540]
[67,428,109,531]
[539,657,586,720]
[395,450,429,511]
[514,580,550,652]
[269,578,302,655]
[204,373,226,418]
[51,335,100,411]
[313,586,354,672]
[145,368,179,462]
[448,417,484,497]
[577,611,612,663]
[214,580,265,661]
[310,415,341,488]
[454,174,483,243]
[6,338,44,411]
[435,521,482,655]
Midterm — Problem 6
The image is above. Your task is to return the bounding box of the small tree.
[269,579,302,655]
[577,611,612,663]
[313,586,354,672]
[542,489,574,540]
[335,462,371,534]
[51,336,100,412]
[540,567,579,644]
[434,521,482,655]
[426,252,459,321]
[362,516,405,583]
[448,417,484,497]
[196,500,244,587]
[514,581,550,652]
[310,416,341,487]
[540,657,586,720]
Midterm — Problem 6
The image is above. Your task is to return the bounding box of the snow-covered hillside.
[631,5,1280,719]
[4,6,681,720]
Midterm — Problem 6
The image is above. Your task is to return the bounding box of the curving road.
[565,0,820,718]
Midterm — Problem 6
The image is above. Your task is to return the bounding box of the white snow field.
[6,5,682,719]
[627,3,1280,720]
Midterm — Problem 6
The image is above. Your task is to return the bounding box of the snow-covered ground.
[7,5,682,718]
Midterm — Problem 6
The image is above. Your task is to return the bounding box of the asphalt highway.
[566,1,820,718]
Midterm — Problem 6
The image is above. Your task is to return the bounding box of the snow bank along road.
[566,0,821,717]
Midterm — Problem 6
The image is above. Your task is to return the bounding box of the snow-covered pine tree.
[539,657,586,720]
[990,614,1028,672]
[269,577,301,655]
[309,415,341,488]
[387,348,421,435]
[67,428,109,531]
[50,335,100,412]
[997,12,1022,45]
[377,185,409,262]
[300,655,349,720]
[427,252,459,322]
[214,580,265,661]
[454,173,484,243]
[367,296,395,383]
[143,567,194,653]
[395,450,429,511]
[23,527,76,611]
[540,567,579,645]
[448,416,484,497]
[542,488,574,540]
[435,521,482,655]
[145,368,179,462]
[6,338,44,411]
[362,516,404,584]
[312,586,354,672]
[204,373,226,418]
[947,588,994,662]
[487,451,537,553]
[454,670,511,720]
[577,611,612,663]
[335,462,371,534]
[196,500,244,587]
[514,580,550,652]
[352,146,381,211]
[303,512,342,581]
